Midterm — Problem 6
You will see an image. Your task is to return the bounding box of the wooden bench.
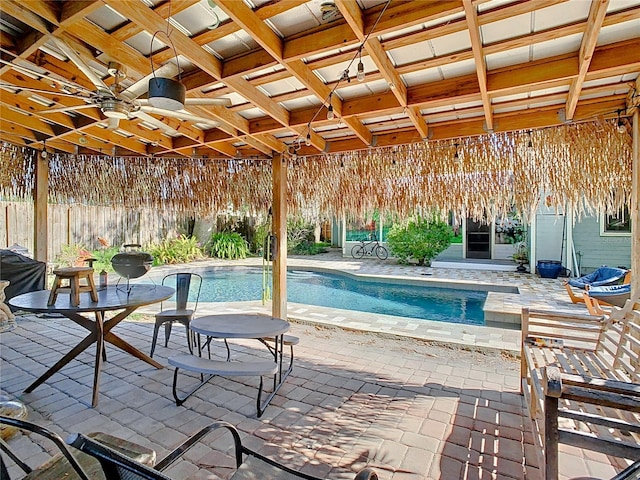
[520,302,640,479]
[168,354,277,417]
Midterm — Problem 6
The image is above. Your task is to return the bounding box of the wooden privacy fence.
[1,201,182,260]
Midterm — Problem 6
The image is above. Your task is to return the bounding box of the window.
[600,206,631,236]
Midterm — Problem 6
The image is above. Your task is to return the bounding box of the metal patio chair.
[150,272,202,357]
[68,421,379,480]
[0,416,155,480]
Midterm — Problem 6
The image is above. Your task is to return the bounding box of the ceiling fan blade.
[120,63,181,101]
[139,106,220,127]
[0,82,87,99]
[106,117,120,130]
[0,59,90,93]
[51,37,114,97]
[185,98,231,106]
[39,104,97,114]
[131,111,182,136]
[137,97,231,107]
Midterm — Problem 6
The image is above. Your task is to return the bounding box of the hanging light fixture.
[357,49,365,82]
[327,93,335,120]
[305,132,312,147]
[148,77,186,110]
[616,109,626,134]
[148,4,186,111]
[526,131,534,150]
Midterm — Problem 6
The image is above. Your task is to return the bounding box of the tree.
[387,217,452,266]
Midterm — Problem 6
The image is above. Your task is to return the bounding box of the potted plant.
[512,241,529,273]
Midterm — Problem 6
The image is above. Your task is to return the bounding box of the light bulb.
[305,133,312,146]
[357,61,365,82]
[617,121,626,134]
[327,104,334,120]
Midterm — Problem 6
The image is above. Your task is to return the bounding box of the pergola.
[0,0,639,318]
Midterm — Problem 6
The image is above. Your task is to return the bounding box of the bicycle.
[351,233,388,260]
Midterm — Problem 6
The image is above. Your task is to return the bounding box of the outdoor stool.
[48,267,98,306]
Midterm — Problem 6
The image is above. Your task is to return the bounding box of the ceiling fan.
[5,37,229,131]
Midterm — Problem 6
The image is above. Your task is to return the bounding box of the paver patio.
[0,251,633,479]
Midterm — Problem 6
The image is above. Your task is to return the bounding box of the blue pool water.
[192,269,487,325]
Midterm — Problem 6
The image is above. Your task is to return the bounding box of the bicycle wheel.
[375,245,388,260]
[351,244,365,259]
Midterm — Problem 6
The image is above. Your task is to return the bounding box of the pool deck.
[145,249,586,353]
[1,249,629,480]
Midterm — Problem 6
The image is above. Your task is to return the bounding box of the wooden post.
[631,110,639,299]
[543,366,562,480]
[272,153,287,320]
[34,152,48,263]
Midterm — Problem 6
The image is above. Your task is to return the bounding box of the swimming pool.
[188,269,488,325]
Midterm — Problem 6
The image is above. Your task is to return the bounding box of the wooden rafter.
[565,0,610,120]
[0,0,637,157]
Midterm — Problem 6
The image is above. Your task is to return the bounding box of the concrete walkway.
[0,251,629,479]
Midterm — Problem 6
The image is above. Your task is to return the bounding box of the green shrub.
[386,217,452,266]
[90,246,120,272]
[290,241,329,255]
[209,232,250,260]
[252,221,271,254]
[147,235,204,265]
[287,218,314,253]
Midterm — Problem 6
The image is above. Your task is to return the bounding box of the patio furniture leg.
[172,367,215,407]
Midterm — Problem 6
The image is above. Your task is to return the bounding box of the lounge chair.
[586,283,632,308]
[68,421,379,480]
[563,266,630,304]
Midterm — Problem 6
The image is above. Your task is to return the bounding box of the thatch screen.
[0,120,632,222]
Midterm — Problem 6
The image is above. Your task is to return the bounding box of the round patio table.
[9,284,174,407]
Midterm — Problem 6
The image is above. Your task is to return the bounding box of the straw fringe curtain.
[0,120,632,222]
[291,120,632,222]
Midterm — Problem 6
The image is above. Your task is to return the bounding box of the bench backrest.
[521,308,606,351]
[607,305,640,383]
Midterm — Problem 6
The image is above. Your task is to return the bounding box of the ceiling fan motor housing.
[102,99,130,119]
[148,77,186,111]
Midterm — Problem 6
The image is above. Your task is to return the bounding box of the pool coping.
[149,263,520,323]
[141,251,586,353]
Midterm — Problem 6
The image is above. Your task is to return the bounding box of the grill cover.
[0,250,46,309]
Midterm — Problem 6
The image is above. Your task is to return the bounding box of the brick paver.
[0,251,631,479]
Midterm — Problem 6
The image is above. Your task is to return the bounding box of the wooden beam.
[463,0,493,131]
[215,0,283,61]
[631,110,639,299]
[103,0,223,80]
[272,152,287,320]
[565,0,610,120]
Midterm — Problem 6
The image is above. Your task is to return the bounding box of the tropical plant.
[386,217,452,266]
[209,231,250,260]
[147,235,205,265]
[55,243,93,267]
